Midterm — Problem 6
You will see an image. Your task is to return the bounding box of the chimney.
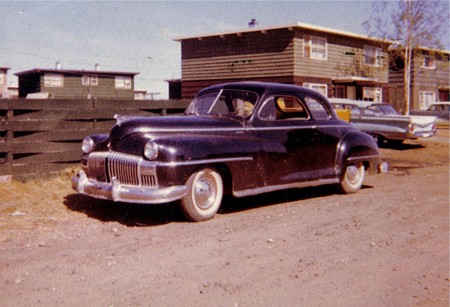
[248,19,258,28]
[55,61,62,70]
[95,63,100,71]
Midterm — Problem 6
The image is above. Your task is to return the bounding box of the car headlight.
[144,141,158,160]
[81,137,94,154]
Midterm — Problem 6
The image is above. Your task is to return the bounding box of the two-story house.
[0,67,9,98]
[175,22,392,101]
[389,48,450,112]
[15,65,139,99]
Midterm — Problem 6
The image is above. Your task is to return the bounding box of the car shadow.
[64,194,185,226]
[378,142,424,150]
[219,184,372,215]
[64,184,373,225]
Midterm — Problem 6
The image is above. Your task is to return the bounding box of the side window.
[303,96,331,120]
[258,98,277,120]
[274,96,308,120]
[349,106,361,116]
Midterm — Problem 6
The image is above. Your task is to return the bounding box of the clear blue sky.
[1,1,449,98]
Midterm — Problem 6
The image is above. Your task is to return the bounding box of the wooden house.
[175,22,392,101]
[0,67,9,98]
[389,48,450,112]
[15,66,139,99]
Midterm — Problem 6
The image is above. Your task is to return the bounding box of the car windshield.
[185,89,258,117]
[369,104,398,115]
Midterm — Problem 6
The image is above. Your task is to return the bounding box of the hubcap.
[193,175,216,210]
[346,165,359,184]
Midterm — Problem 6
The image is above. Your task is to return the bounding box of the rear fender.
[336,131,380,176]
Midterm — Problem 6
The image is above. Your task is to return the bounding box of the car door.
[253,94,340,187]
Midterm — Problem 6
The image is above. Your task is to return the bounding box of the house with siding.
[174,22,392,101]
[0,67,9,98]
[15,66,139,99]
[388,48,450,112]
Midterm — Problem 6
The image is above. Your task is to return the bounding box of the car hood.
[110,115,243,140]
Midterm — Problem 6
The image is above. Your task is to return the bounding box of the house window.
[421,56,436,69]
[44,74,63,87]
[304,36,327,60]
[364,45,382,66]
[91,75,98,86]
[419,91,435,110]
[303,83,328,97]
[82,75,90,86]
[115,76,131,89]
[82,75,98,86]
[363,87,382,102]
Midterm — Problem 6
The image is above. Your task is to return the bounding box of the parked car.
[72,82,386,222]
[410,102,449,127]
[329,99,437,145]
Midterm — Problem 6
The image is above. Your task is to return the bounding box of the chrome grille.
[87,152,158,187]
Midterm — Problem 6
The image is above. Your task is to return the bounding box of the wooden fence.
[0,99,190,180]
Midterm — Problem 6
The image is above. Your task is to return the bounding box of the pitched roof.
[15,68,139,77]
[174,21,392,44]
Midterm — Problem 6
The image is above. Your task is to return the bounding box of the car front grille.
[87,152,158,187]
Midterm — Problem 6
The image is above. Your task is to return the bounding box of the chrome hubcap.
[194,175,216,210]
[346,165,359,184]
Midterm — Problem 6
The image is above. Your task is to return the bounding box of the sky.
[1,1,449,99]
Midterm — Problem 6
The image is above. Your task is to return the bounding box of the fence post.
[0,107,13,181]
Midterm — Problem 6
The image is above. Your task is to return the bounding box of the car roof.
[197,81,324,99]
[328,98,372,108]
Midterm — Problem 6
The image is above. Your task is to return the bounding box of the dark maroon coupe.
[72,82,386,221]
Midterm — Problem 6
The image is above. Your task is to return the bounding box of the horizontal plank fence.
[0,98,191,180]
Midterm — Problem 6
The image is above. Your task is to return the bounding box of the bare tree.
[363,0,449,114]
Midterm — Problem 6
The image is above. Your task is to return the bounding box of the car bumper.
[72,170,187,204]
[411,130,436,138]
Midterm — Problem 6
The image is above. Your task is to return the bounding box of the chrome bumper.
[72,170,187,204]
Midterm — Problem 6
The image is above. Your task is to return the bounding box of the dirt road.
[1,130,448,306]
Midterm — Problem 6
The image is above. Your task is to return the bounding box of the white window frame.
[421,56,436,69]
[364,45,382,66]
[363,87,382,102]
[44,74,63,87]
[91,75,98,86]
[304,36,327,60]
[82,75,90,86]
[303,83,328,97]
[419,91,435,110]
[82,75,98,86]
[115,76,132,89]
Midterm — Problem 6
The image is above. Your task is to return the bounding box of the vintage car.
[329,98,437,145]
[72,82,386,221]
[410,102,449,127]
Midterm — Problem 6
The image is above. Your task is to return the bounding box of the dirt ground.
[1,130,448,307]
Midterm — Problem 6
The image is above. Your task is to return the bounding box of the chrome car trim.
[131,124,346,134]
[233,178,340,198]
[347,154,379,161]
[72,170,187,204]
[87,152,158,188]
[156,156,253,167]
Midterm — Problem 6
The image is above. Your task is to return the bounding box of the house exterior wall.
[293,29,388,83]
[0,68,9,98]
[178,25,390,100]
[17,71,136,99]
[388,50,450,112]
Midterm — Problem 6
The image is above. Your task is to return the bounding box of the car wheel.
[339,164,365,194]
[180,168,223,222]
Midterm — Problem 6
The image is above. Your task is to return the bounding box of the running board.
[233,178,340,198]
